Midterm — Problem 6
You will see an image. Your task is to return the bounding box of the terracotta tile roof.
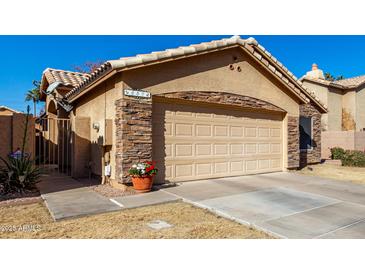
[42,68,90,89]
[334,75,365,88]
[301,77,345,89]
[64,36,327,112]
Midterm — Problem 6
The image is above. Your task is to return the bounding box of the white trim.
[109,198,124,208]
[0,105,21,114]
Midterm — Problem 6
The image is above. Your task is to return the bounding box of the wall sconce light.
[93,122,100,132]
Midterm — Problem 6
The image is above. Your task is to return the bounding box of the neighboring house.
[301,64,365,158]
[0,105,21,116]
[39,36,327,186]
[0,106,35,160]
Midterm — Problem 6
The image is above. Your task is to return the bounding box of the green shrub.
[330,147,346,160]
[341,150,365,167]
[0,155,41,194]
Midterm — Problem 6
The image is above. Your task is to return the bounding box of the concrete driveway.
[163,172,365,239]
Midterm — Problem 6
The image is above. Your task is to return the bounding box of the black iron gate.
[35,117,71,176]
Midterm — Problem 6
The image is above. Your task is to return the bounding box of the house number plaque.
[123,89,151,99]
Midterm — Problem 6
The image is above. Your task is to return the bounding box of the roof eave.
[237,44,309,106]
[67,70,117,103]
[252,47,328,113]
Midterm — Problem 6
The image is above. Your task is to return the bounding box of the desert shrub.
[330,147,346,160]
[0,155,41,194]
[341,150,365,167]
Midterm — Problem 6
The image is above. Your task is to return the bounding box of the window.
[299,116,312,150]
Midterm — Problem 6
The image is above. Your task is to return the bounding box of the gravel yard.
[91,184,136,197]
[0,201,274,239]
[296,163,365,184]
[0,188,41,207]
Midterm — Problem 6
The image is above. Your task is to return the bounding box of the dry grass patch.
[0,202,273,239]
[296,164,365,184]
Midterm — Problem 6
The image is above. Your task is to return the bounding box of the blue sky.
[2,35,365,112]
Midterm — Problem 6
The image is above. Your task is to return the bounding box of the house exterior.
[301,64,365,158]
[39,36,327,186]
[37,69,89,174]
[0,106,35,160]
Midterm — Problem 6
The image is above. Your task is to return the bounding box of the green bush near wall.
[330,147,346,160]
[330,147,365,167]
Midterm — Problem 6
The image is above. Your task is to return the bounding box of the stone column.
[287,116,299,168]
[299,103,322,166]
[115,96,152,184]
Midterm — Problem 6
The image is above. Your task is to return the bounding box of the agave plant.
[0,155,41,194]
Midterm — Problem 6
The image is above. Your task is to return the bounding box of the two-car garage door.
[152,101,283,183]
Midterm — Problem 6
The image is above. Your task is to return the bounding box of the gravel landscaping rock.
[91,184,136,197]
[0,188,42,207]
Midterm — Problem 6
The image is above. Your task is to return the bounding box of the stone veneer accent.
[287,116,300,168]
[156,91,286,113]
[114,91,320,181]
[299,102,322,166]
[115,96,152,184]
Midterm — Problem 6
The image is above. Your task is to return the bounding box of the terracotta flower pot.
[131,176,154,193]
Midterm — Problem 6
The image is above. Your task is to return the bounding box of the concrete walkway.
[163,172,365,239]
[37,174,179,221]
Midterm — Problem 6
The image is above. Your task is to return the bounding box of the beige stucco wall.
[71,47,310,181]
[327,88,343,131]
[302,80,329,106]
[302,80,343,131]
[72,76,121,179]
[322,131,365,158]
[0,113,35,160]
[302,80,365,132]
[356,86,365,131]
[0,116,13,159]
[122,47,300,116]
[302,80,329,131]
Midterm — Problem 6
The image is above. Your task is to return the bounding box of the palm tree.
[25,80,41,117]
[324,72,335,81]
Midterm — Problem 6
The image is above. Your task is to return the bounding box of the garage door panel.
[153,102,283,183]
[258,143,270,154]
[175,123,193,136]
[196,124,212,137]
[231,144,244,155]
[271,143,281,153]
[258,127,270,137]
[271,159,281,168]
[195,143,212,156]
[245,127,257,137]
[271,128,281,138]
[214,162,229,174]
[175,144,193,157]
[175,164,194,177]
[231,161,244,173]
[245,143,257,154]
[230,126,244,137]
[259,159,270,169]
[214,144,229,155]
[246,160,258,171]
[196,163,212,176]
